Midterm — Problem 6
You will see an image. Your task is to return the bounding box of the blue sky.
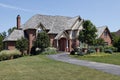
[0,0,120,33]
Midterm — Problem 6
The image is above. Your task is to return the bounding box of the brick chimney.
[17,15,21,29]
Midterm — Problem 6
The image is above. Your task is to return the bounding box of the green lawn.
[71,53,120,65]
[0,55,120,80]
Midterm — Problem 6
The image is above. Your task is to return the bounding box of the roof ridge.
[97,25,108,28]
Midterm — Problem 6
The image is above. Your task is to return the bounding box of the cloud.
[0,3,38,12]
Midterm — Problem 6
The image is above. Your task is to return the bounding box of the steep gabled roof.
[96,26,112,39]
[96,26,107,38]
[3,30,24,41]
[22,14,80,34]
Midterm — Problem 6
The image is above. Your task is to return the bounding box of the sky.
[0,0,120,33]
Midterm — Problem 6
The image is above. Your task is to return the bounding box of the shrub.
[34,32,50,52]
[0,49,21,61]
[104,46,117,52]
[87,49,96,54]
[104,49,113,54]
[41,47,57,55]
[70,51,75,55]
[16,37,28,55]
[77,50,84,56]
[99,46,104,52]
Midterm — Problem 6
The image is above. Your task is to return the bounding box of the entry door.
[59,38,66,51]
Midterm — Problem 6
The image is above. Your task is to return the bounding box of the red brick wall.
[48,34,56,47]
[25,29,36,54]
[7,41,16,50]
[100,29,112,45]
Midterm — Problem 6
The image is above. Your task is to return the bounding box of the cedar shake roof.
[22,14,80,34]
[3,30,24,41]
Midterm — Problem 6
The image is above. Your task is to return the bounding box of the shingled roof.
[114,29,120,36]
[96,26,108,38]
[4,14,82,41]
[3,30,24,41]
[97,26,112,38]
[22,14,80,34]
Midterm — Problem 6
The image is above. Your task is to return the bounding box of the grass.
[0,55,120,80]
[71,52,120,65]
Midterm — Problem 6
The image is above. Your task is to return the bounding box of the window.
[38,28,42,33]
[72,31,76,37]
[104,31,107,38]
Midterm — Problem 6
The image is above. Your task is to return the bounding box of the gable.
[96,26,107,38]
[96,26,113,45]
[55,31,69,40]
[71,18,83,30]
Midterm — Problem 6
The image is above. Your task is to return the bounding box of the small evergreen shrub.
[77,51,84,56]
[104,49,113,54]
[41,47,57,55]
[87,49,96,54]
[0,49,21,61]
[99,46,104,52]
[104,46,117,52]
[70,50,75,55]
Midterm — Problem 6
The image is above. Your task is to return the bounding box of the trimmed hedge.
[0,49,21,61]
[41,47,57,55]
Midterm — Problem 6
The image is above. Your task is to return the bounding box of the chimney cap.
[17,15,20,17]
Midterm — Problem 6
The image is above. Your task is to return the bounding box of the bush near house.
[104,46,117,52]
[41,47,57,55]
[16,37,28,55]
[0,49,21,61]
[34,32,50,52]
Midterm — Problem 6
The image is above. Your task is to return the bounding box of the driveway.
[47,53,120,76]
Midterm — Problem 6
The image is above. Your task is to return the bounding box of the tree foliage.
[111,32,120,52]
[0,31,7,51]
[79,20,97,46]
[0,35,3,51]
[94,38,105,46]
[34,32,50,51]
[16,37,28,55]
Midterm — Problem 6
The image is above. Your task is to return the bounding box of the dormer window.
[37,28,42,33]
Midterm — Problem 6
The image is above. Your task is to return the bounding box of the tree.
[0,31,7,38]
[16,37,28,55]
[111,32,120,52]
[0,35,3,51]
[79,20,97,47]
[34,32,50,51]
[0,31,7,51]
[94,38,105,46]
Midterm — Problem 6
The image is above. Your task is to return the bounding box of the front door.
[59,38,66,51]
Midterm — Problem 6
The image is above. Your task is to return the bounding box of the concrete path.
[47,53,120,76]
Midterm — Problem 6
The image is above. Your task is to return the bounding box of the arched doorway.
[59,38,67,51]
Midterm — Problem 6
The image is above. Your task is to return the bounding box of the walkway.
[47,53,120,76]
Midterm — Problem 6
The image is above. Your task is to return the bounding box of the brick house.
[3,14,112,54]
[96,26,113,45]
